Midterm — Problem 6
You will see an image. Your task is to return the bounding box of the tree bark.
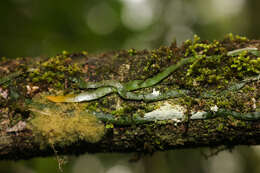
[0,35,259,160]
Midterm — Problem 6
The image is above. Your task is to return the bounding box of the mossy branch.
[0,34,260,160]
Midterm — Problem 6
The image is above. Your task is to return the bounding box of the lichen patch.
[144,102,186,121]
[28,99,105,146]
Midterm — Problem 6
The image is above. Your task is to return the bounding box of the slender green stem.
[49,56,196,102]
[191,109,260,121]
[92,109,260,125]
[46,47,259,106]
[0,71,23,85]
[227,47,258,56]
[201,74,260,98]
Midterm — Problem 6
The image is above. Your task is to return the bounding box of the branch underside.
[1,117,260,160]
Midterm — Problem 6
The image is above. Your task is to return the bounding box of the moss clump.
[224,33,249,42]
[183,35,224,58]
[127,48,137,56]
[29,97,105,146]
[230,50,260,77]
[182,34,260,88]
[28,52,82,89]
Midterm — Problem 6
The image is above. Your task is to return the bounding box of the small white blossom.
[210,105,218,112]
[173,119,182,126]
[26,85,39,94]
[152,88,160,97]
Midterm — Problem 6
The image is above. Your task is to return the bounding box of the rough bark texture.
[0,34,259,160]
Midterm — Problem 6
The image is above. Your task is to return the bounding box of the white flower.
[210,105,218,112]
[152,88,160,96]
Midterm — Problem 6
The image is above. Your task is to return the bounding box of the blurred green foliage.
[0,0,130,57]
[1,0,260,58]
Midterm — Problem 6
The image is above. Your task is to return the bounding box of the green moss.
[184,35,222,58]
[111,108,125,116]
[105,123,114,129]
[182,34,259,89]
[27,53,82,89]
[224,33,249,42]
[183,36,228,88]
[127,48,137,56]
[230,51,260,76]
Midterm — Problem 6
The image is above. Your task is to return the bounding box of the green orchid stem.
[80,56,195,91]
[92,109,260,126]
[197,109,260,121]
[0,71,23,85]
[201,74,260,98]
[73,56,195,102]
[70,87,116,102]
[47,47,259,103]
[227,47,258,56]
[124,56,196,90]
[119,89,190,102]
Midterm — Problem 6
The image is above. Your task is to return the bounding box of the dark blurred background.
[1,0,260,58]
[1,0,260,172]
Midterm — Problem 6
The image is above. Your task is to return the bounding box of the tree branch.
[0,34,259,160]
